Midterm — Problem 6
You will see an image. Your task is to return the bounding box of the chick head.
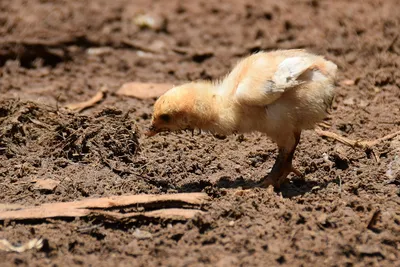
[146,83,197,136]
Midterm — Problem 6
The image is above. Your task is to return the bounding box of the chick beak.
[145,125,158,137]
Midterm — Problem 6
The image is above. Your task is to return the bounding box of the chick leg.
[260,131,302,188]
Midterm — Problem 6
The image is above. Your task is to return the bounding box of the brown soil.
[1,0,400,266]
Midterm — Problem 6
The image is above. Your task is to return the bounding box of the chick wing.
[233,51,336,106]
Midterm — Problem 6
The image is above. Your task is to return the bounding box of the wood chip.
[0,204,25,212]
[343,97,355,106]
[32,179,60,191]
[356,244,385,258]
[0,238,43,253]
[340,79,355,86]
[91,209,204,221]
[116,82,173,99]
[133,14,162,30]
[317,213,328,225]
[0,193,208,221]
[133,229,153,240]
[87,47,113,56]
[367,208,381,230]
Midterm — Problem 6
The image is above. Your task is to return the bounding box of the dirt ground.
[1,0,400,266]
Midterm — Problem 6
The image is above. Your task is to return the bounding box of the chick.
[147,49,337,188]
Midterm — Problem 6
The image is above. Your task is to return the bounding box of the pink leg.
[260,131,303,189]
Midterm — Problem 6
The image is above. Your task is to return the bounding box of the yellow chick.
[147,49,337,188]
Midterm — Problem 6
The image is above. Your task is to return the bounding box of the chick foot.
[260,162,303,189]
[259,132,303,189]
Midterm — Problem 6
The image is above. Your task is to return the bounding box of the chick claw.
[259,132,303,189]
[260,165,303,189]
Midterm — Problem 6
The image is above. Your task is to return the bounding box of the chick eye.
[159,114,171,123]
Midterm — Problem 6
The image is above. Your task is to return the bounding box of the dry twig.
[315,128,400,162]
[65,88,107,112]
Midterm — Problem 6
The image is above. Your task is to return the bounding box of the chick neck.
[188,82,221,132]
